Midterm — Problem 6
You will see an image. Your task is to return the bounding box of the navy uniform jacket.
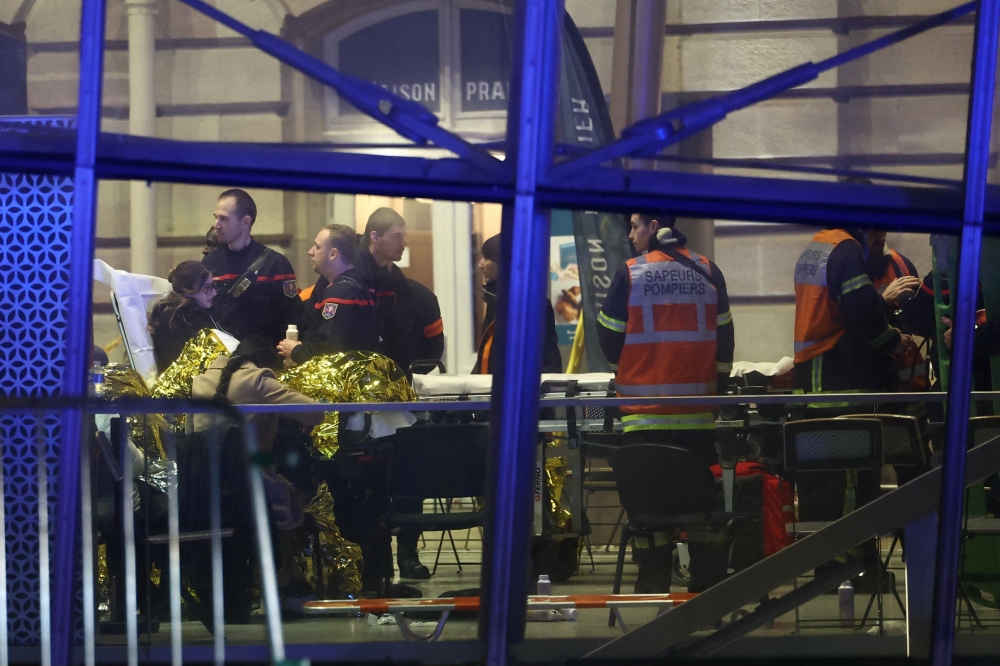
[395,279,445,374]
[355,247,412,370]
[292,267,379,364]
[202,240,299,345]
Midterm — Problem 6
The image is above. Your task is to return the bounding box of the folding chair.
[837,414,923,626]
[784,418,883,632]
[388,424,489,580]
[608,444,746,627]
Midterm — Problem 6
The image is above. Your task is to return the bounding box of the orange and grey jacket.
[870,248,918,298]
[869,248,924,389]
[792,229,900,394]
[597,246,734,433]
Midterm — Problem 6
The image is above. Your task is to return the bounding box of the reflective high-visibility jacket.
[792,229,900,395]
[597,247,734,433]
[871,249,916,297]
[794,229,858,364]
[870,248,925,390]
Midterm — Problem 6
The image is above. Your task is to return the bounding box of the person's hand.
[942,316,953,350]
[276,339,301,359]
[881,275,920,305]
[892,331,913,356]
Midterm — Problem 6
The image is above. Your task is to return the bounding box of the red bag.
[711,461,794,556]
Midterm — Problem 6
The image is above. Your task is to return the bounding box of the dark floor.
[84,530,1000,662]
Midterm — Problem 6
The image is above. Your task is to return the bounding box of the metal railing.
[0,397,283,666]
[5,388,1000,663]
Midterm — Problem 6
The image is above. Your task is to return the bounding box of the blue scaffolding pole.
[51,0,106,663]
[478,2,562,664]
[930,2,1000,665]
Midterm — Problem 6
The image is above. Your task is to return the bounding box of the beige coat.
[191,356,323,453]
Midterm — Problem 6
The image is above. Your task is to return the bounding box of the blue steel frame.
[51,0,105,664]
[479,3,560,662]
[29,0,998,664]
[931,2,1000,665]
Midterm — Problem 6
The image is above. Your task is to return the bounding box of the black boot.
[397,533,430,580]
[633,545,673,594]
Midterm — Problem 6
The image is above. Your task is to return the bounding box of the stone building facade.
[2,0,986,367]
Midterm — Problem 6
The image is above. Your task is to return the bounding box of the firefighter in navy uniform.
[793,226,912,593]
[202,189,299,346]
[396,278,445,374]
[900,272,989,401]
[277,224,423,588]
[276,224,378,364]
[863,229,924,390]
[865,230,920,314]
[793,226,910,397]
[597,213,734,594]
[354,208,412,372]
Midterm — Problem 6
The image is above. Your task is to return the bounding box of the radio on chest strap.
[228,247,273,298]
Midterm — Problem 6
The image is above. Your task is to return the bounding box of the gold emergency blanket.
[279,351,417,458]
[103,363,167,460]
[545,455,571,531]
[290,482,362,598]
[151,328,229,400]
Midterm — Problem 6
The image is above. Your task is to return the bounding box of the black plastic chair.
[783,418,886,632]
[968,415,1000,450]
[608,444,742,627]
[387,424,490,580]
[409,359,446,376]
[836,414,920,626]
[837,413,924,467]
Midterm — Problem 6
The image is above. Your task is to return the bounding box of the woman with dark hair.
[190,337,322,455]
[148,260,218,372]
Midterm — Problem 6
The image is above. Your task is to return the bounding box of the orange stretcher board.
[301,593,697,641]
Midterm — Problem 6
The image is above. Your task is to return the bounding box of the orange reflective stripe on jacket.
[478,321,495,375]
[616,249,718,426]
[793,229,857,364]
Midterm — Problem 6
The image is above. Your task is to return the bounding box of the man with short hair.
[202,189,299,345]
[277,224,378,364]
[863,228,923,390]
[793,223,914,593]
[356,207,412,371]
[864,229,920,319]
[597,212,734,594]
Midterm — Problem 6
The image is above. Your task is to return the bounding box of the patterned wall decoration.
[0,115,74,645]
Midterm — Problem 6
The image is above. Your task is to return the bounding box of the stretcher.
[301,592,696,641]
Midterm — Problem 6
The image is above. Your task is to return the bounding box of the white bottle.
[838,580,855,628]
[527,575,553,621]
[286,325,299,341]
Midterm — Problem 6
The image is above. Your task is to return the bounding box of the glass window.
[458,9,512,113]
[336,10,441,116]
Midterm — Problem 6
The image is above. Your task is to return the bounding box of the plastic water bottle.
[286,325,299,341]
[88,362,105,398]
[527,575,553,621]
[838,581,855,628]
